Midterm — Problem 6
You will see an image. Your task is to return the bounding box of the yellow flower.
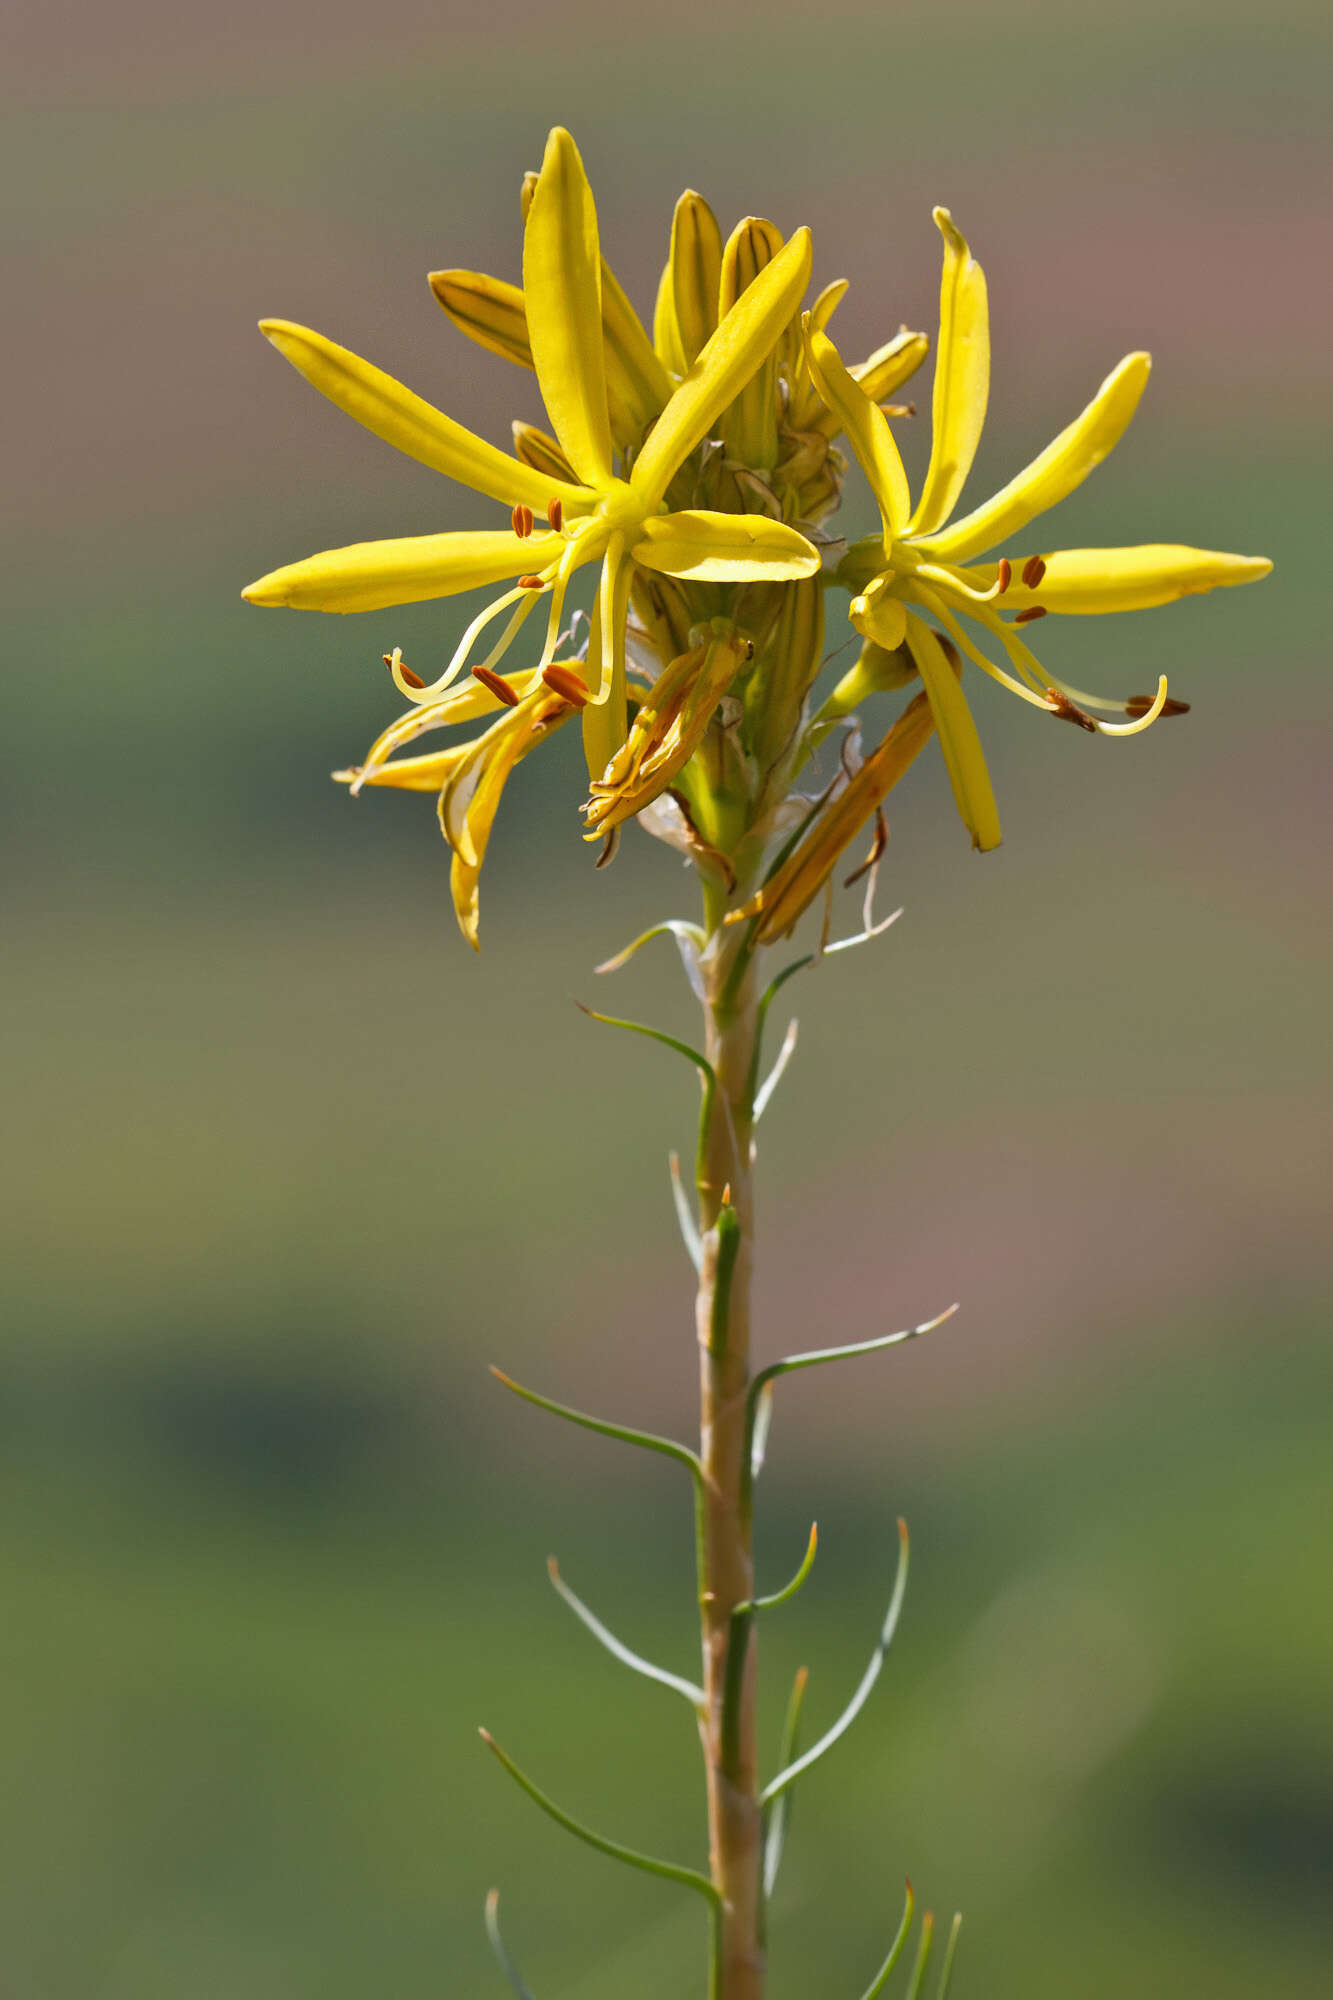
[244,128,819,783]
[334,662,591,950]
[805,209,1272,850]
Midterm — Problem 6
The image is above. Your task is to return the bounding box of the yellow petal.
[242,529,562,614]
[973,543,1273,614]
[668,190,723,369]
[917,353,1151,564]
[337,745,469,793]
[350,667,551,782]
[511,421,578,484]
[582,545,631,778]
[740,690,937,941]
[523,127,614,487]
[599,255,674,447]
[907,209,989,537]
[441,691,574,949]
[803,325,911,538]
[850,327,930,403]
[428,270,532,368]
[904,613,1002,850]
[787,278,849,428]
[631,228,813,510]
[718,217,786,469]
[653,255,687,376]
[632,509,820,582]
[850,578,909,652]
[258,320,585,516]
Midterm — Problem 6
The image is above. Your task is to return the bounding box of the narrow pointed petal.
[511,421,578,484]
[582,547,631,775]
[668,190,723,369]
[632,228,813,510]
[599,255,674,445]
[851,327,931,403]
[428,269,532,368]
[804,325,911,538]
[523,126,614,487]
[243,529,561,614]
[338,744,468,793]
[632,510,820,583]
[745,692,937,941]
[257,320,586,516]
[718,217,786,469]
[653,255,687,376]
[908,209,989,536]
[904,614,1002,850]
[974,543,1273,614]
[918,352,1152,563]
[350,667,550,780]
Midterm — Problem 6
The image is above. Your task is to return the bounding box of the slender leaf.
[762,1666,809,1901]
[575,1001,714,1084]
[753,1016,799,1122]
[935,1914,963,2000]
[491,1368,703,1488]
[744,1306,958,1476]
[761,1519,910,1806]
[548,1558,704,1709]
[595,919,707,1001]
[484,1890,537,2000]
[668,1150,703,1271]
[745,1523,818,1614]
[904,1911,935,2000]
[859,1882,917,2000]
[480,1732,721,1910]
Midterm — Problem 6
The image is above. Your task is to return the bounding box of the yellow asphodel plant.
[243,133,1271,2000]
[804,209,1271,852]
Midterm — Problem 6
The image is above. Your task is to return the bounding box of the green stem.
[694,893,764,2000]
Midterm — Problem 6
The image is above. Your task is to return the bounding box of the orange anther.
[472,666,520,707]
[1126,693,1192,718]
[385,651,426,689]
[518,574,545,590]
[547,497,563,532]
[996,558,1012,594]
[1015,606,1047,625]
[1021,555,1047,589]
[1046,688,1097,731]
[542,663,590,707]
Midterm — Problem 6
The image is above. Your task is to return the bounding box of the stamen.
[996,558,1012,595]
[384,649,426,691]
[1046,688,1098,732]
[542,663,590,708]
[518,575,546,590]
[1021,555,1047,589]
[548,498,564,532]
[1126,693,1191,718]
[880,401,916,418]
[1015,606,1047,625]
[472,666,520,707]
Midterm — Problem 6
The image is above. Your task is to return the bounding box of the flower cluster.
[245,128,1270,946]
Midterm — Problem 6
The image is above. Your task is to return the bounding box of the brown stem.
[696,913,763,2000]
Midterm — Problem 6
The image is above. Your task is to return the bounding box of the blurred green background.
[3,0,1330,1993]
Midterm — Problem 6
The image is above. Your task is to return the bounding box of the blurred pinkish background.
[2,2,1329,1995]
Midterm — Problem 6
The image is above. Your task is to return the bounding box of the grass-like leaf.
[480,1730,721,1912]
[668,1149,703,1271]
[548,1557,704,1710]
[760,1518,910,1807]
[858,1880,916,2000]
[491,1368,703,1489]
[934,1913,963,1999]
[761,1665,809,1902]
[904,1909,935,2000]
[484,1890,537,2000]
